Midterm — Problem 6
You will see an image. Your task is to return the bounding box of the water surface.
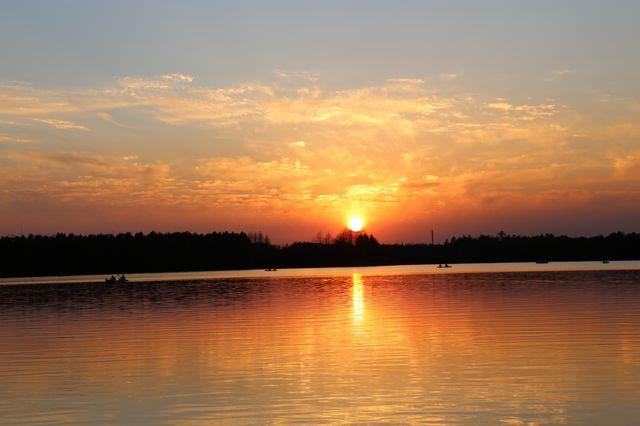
[1,268,640,424]
[2,260,639,285]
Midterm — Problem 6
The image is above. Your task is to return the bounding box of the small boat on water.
[602,260,610,264]
[265,268,278,271]
[437,263,452,268]
[105,274,128,284]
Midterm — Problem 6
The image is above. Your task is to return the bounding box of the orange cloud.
[1,75,639,240]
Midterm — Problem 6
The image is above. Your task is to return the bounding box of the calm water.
[2,260,640,286]
[1,268,640,424]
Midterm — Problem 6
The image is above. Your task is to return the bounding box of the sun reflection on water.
[352,273,364,324]
[2,273,640,424]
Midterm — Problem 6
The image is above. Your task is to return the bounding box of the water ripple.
[1,270,639,424]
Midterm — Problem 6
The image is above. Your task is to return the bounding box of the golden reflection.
[3,275,640,424]
[352,273,364,323]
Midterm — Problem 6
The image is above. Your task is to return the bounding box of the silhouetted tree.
[334,228,356,245]
[1,230,638,277]
[324,232,333,245]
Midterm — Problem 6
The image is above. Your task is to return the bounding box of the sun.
[348,216,364,232]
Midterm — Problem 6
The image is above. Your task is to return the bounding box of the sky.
[1,0,639,243]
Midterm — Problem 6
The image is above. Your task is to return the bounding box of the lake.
[1,264,640,424]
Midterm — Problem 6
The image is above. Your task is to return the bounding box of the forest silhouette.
[1,230,639,278]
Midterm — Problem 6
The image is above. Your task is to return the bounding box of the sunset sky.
[1,1,639,243]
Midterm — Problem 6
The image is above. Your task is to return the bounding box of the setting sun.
[348,216,364,232]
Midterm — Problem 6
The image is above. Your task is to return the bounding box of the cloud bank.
[1,75,639,241]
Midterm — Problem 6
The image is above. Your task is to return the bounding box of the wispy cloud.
[387,78,426,85]
[485,99,561,119]
[439,72,458,81]
[162,73,194,83]
[274,69,319,83]
[545,68,573,82]
[95,111,134,128]
[0,133,36,144]
[33,118,89,131]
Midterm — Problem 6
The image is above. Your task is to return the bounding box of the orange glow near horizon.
[1,75,640,242]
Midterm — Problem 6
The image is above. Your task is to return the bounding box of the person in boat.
[118,274,127,283]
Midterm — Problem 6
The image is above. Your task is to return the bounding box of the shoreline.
[2,260,640,286]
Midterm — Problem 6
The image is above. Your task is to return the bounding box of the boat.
[265,268,278,271]
[105,274,128,284]
[602,260,610,264]
[437,264,452,268]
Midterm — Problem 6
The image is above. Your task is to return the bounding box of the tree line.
[1,230,638,277]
